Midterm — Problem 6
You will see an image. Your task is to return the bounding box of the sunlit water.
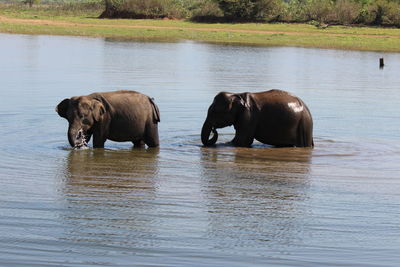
[1,33,400,266]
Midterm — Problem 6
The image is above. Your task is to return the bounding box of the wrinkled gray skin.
[56,90,160,148]
[201,89,314,147]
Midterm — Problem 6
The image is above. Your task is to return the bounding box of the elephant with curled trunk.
[56,90,160,148]
[201,90,314,148]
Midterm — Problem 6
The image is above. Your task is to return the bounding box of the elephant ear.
[56,98,70,119]
[91,99,105,122]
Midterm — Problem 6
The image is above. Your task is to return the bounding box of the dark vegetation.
[100,0,400,27]
[17,0,400,27]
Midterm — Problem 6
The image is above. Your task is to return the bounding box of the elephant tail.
[149,97,160,123]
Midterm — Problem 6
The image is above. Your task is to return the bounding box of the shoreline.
[1,13,400,52]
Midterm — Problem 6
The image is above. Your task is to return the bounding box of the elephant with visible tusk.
[201,90,314,148]
[56,90,160,148]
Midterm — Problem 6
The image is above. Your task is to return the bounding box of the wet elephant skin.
[201,90,314,148]
[56,90,160,148]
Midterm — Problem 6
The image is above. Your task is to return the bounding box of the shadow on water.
[58,148,161,248]
[199,146,313,251]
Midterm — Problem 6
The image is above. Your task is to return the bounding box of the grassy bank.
[1,3,400,52]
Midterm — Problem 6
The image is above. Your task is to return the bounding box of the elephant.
[56,90,160,148]
[201,89,314,148]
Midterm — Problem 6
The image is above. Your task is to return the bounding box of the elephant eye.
[79,112,88,119]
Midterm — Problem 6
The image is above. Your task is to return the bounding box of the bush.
[189,0,224,22]
[101,0,188,19]
[23,0,40,7]
[303,0,333,23]
[97,0,400,28]
[281,0,309,22]
[366,0,400,26]
[331,0,363,25]
[215,0,282,22]
[383,0,400,26]
[284,0,363,25]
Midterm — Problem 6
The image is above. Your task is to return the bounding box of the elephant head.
[56,95,109,148]
[201,92,250,146]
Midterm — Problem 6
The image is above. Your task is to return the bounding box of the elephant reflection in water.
[59,148,160,246]
[63,148,159,195]
[199,147,312,249]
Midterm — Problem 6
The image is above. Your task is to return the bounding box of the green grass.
[1,3,400,52]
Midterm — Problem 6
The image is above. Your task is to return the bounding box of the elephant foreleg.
[231,113,256,147]
[93,134,106,148]
[231,133,254,147]
[133,140,145,148]
[92,126,107,148]
[231,124,255,147]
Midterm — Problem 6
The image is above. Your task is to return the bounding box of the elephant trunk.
[68,124,87,148]
[201,119,218,146]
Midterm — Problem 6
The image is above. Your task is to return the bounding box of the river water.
[0,33,399,266]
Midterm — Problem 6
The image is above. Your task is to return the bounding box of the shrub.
[101,0,188,19]
[331,0,363,25]
[367,0,400,26]
[383,0,400,26]
[281,0,309,22]
[215,0,282,22]
[189,0,224,22]
[97,0,400,28]
[23,0,40,7]
[303,0,334,23]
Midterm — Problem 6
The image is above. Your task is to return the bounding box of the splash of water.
[74,129,88,149]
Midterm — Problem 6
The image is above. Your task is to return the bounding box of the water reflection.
[200,147,312,250]
[63,148,159,194]
[2,33,400,266]
[59,148,161,248]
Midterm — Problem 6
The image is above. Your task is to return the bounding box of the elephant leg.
[295,118,313,147]
[92,127,107,148]
[144,123,159,148]
[231,133,254,147]
[231,122,255,147]
[93,134,106,148]
[133,140,145,148]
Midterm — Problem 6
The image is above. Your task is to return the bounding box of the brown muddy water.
[0,33,399,266]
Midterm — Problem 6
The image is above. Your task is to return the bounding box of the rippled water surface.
[1,33,400,266]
